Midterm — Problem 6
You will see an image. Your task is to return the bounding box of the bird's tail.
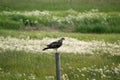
[42,47,48,51]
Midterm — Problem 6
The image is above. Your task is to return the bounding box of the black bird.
[42,38,65,52]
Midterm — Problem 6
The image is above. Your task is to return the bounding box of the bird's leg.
[55,49,58,53]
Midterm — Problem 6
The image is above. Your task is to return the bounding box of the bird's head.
[61,38,65,41]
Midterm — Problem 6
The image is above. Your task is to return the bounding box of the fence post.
[55,52,61,80]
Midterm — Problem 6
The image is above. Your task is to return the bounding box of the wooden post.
[55,52,61,80]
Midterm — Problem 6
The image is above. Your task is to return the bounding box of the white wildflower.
[101,73,106,78]
[81,67,87,71]
[0,37,120,55]
[45,76,54,80]
[81,74,85,77]
[1,9,110,25]
[62,74,69,80]
[77,68,81,72]
[114,67,120,74]
[28,74,36,80]
[86,78,89,80]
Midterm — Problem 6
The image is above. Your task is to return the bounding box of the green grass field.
[0,29,120,42]
[0,0,120,12]
[0,0,120,80]
[0,50,120,80]
[0,30,120,80]
[0,0,120,33]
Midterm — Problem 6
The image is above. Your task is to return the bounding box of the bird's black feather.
[42,38,65,51]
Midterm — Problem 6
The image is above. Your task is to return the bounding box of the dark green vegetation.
[74,13,120,33]
[0,50,120,80]
[0,0,120,12]
[0,11,120,33]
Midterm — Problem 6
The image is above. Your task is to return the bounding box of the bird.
[42,38,65,52]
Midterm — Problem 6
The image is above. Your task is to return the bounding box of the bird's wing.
[47,41,59,48]
[47,41,57,46]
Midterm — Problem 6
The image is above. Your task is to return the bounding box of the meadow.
[0,50,120,80]
[0,30,120,80]
[0,9,120,33]
[0,0,120,33]
[0,0,120,80]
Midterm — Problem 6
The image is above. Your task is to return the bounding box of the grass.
[0,50,120,80]
[0,0,120,33]
[0,32,119,80]
[0,0,120,79]
[0,29,120,43]
[0,0,120,12]
[0,50,55,80]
